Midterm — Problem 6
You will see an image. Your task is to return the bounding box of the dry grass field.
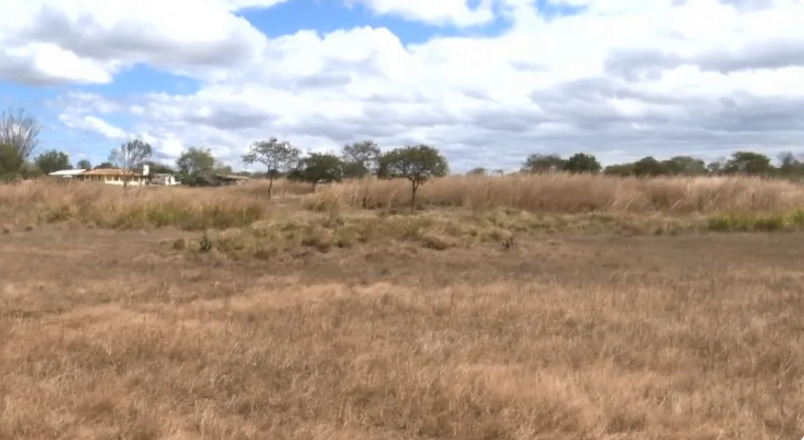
[1,174,803,439]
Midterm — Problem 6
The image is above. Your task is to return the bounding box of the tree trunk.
[410,180,418,213]
[268,177,274,199]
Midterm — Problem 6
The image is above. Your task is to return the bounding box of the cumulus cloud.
[11,0,804,171]
[58,113,128,139]
[0,0,274,85]
[344,0,496,27]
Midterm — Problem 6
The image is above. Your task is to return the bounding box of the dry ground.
[1,222,803,439]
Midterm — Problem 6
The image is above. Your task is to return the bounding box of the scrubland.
[1,174,803,439]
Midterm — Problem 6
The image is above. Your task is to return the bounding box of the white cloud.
[58,113,128,139]
[13,0,804,170]
[0,0,274,85]
[344,0,496,27]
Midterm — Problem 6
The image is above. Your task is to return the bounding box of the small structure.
[48,169,87,179]
[150,173,179,186]
[215,174,250,186]
[75,167,149,186]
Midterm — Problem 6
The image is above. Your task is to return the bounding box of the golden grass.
[2,174,804,233]
[1,227,803,439]
[309,174,804,214]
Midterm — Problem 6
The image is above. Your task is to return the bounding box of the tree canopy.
[242,138,300,198]
[35,149,71,174]
[291,153,344,190]
[342,140,380,178]
[378,145,449,211]
[564,153,601,174]
[176,147,216,184]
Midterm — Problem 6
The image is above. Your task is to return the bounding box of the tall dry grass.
[0,179,289,230]
[4,174,804,231]
[310,174,804,214]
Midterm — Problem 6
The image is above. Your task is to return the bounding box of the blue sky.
[1,0,802,172]
[0,0,586,169]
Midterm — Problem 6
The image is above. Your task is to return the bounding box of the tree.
[564,153,601,174]
[777,151,804,179]
[342,140,381,178]
[662,156,707,176]
[378,145,449,212]
[632,156,670,177]
[242,138,300,199]
[35,149,71,174]
[176,147,216,184]
[707,158,726,175]
[293,153,344,191]
[722,151,773,176]
[0,143,23,180]
[108,139,153,187]
[522,153,567,173]
[603,163,635,177]
[0,108,41,161]
[94,162,114,169]
[76,159,92,170]
[466,167,487,176]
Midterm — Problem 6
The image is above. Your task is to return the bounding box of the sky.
[1,0,803,173]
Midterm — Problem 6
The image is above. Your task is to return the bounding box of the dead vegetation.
[1,227,803,439]
[1,175,804,439]
[2,174,804,234]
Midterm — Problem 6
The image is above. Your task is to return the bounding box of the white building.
[48,169,87,178]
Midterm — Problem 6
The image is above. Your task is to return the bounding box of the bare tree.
[109,139,152,187]
[0,108,41,160]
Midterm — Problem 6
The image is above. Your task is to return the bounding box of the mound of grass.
[176,209,707,259]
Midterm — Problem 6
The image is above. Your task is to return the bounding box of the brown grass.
[309,174,804,214]
[1,225,803,439]
[1,174,804,438]
[2,174,804,232]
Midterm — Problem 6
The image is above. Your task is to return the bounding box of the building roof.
[81,168,139,177]
[49,169,86,176]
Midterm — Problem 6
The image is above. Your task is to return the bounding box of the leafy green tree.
[564,153,601,174]
[662,156,707,176]
[378,145,449,212]
[522,153,567,173]
[722,151,773,176]
[76,159,92,169]
[35,149,71,174]
[176,147,216,184]
[109,139,153,187]
[94,162,114,169]
[342,140,381,178]
[633,156,670,177]
[242,138,300,199]
[293,153,344,191]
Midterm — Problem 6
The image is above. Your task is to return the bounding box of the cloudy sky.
[1,0,803,172]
